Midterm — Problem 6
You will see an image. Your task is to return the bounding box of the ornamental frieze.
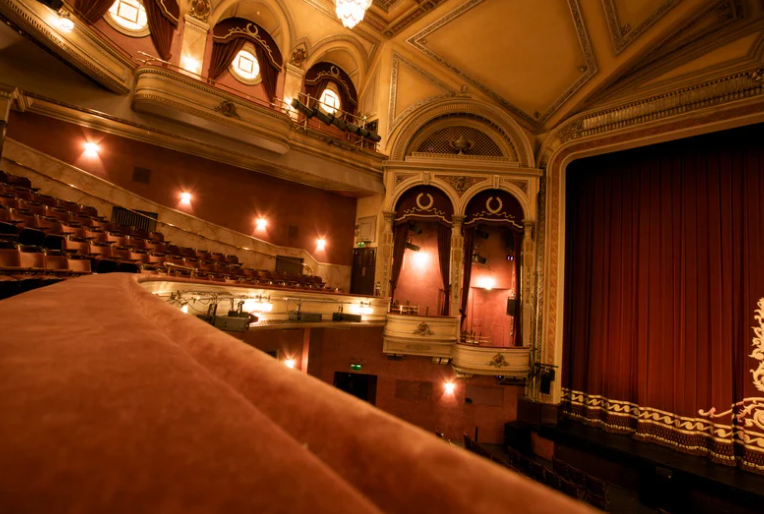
[435,175,486,197]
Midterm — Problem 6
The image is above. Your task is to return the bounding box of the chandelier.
[335,0,373,29]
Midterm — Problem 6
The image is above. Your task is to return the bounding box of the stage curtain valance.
[144,0,179,61]
[210,18,283,101]
[563,124,764,473]
[304,62,358,115]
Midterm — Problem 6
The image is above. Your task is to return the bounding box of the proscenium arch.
[208,0,295,58]
[303,36,368,91]
[388,98,535,167]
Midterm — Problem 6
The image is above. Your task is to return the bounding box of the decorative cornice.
[405,0,597,127]
[601,0,682,54]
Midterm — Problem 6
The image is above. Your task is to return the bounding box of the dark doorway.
[333,372,377,405]
[350,247,376,295]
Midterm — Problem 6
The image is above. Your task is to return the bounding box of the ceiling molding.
[405,0,598,128]
[387,52,457,134]
[601,0,683,55]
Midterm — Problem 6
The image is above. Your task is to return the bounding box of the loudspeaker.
[507,298,517,315]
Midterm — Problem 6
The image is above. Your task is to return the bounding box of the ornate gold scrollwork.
[416,193,434,211]
[486,196,503,214]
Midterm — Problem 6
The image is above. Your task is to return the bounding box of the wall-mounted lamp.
[405,242,420,252]
[255,217,268,230]
[444,382,456,394]
[316,238,327,251]
[56,10,74,32]
[180,192,192,205]
[413,251,429,267]
[284,358,297,369]
[243,295,272,313]
[181,55,201,74]
[477,277,496,290]
[83,141,99,158]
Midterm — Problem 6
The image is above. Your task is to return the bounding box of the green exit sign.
[350,363,362,371]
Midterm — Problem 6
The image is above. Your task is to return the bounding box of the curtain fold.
[436,224,451,316]
[390,224,409,302]
[144,0,178,61]
[74,0,113,23]
[512,230,522,346]
[304,78,331,110]
[563,124,764,471]
[460,227,475,327]
[209,39,247,81]
[253,43,278,102]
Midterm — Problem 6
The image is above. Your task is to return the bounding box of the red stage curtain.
[563,124,764,471]
[209,39,247,81]
[436,224,451,316]
[460,227,475,327]
[253,43,278,102]
[144,0,179,61]
[390,224,409,301]
[74,0,113,23]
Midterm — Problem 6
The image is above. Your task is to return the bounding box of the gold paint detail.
[413,322,435,336]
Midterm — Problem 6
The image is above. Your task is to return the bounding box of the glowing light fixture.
[56,12,74,32]
[284,358,297,369]
[444,382,456,394]
[256,217,268,230]
[180,304,189,314]
[316,238,327,251]
[180,192,192,205]
[181,55,201,74]
[83,141,99,157]
[413,251,429,267]
[243,297,273,313]
[477,276,496,290]
[335,0,372,28]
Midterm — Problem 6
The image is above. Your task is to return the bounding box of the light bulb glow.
[477,276,496,290]
[56,15,74,32]
[180,304,189,314]
[181,55,201,74]
[256,218,268,230]
[335,0,373,28]
[180,192,192,205]
[444,382,456,394]
[316,238,327,251]
[412,251,429,267]
[243,298,273,313]
[284,358,297,369]
[83,141,99,157]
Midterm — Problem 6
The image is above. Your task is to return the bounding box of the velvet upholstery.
[0,274,594,514]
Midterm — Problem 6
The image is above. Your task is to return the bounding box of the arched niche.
[460,189,526,347]
[390,185,455,317]
[303,37,367,92]
[387,98,535,167]
[303,62,358,115]
[209,0,294,56]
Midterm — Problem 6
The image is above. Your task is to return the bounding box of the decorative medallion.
[436,175,485,197]
[486,196,503,214]
[489,353,508,367]
[413,322,434,336]
[188,0,210,22]
[290,46,307,68]
[214,100,240,118]
[416,193,434,211]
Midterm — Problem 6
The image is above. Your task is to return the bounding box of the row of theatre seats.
[0,170,329,299]
[463,436,610,512]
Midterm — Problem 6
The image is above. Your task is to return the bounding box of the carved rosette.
[188,0,211,22]
[290,46,307,68]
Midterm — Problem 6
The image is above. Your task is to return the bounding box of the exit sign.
[350,363,362,371]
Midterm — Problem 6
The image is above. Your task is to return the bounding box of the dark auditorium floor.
[481,444,653,514]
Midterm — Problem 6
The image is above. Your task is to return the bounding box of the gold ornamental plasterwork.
[188,0,211,22]
[434,175,485,197]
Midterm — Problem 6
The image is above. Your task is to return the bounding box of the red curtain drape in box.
[562,123,764,472]
[460,227,475,327]
[390,223,409,302]
[74,0,113,23]
[144,0,179,61]
[208,39,247,81]
[512,231,522,347]
[304,62,358,115]
[436,224,451,316]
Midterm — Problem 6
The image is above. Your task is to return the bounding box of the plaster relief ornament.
[489,353,508,367]
[214,100,240,118]
[486,196,503,214]
[416,193,434,211]
[413,322,435,336]
[290,47,307,67]
[449,135,474,155]
[189,0,210,22]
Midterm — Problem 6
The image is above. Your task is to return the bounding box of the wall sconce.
[413,251,429,267]
[180,192,192,205]
[181,55,201,74]
[56,10,74,32]
[284,358,297,369]
[316,238,327,251]
[444,381,456,394]
[243,295,272,313]
[83,141,99,158]
[256,217,268,230]
[350,301,373,315]
[477,276,495,290]
[180,302,189,314]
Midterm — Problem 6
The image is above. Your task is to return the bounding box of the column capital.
[383,211,396,224]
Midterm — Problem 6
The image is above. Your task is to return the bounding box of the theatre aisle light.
[83,141,100,158]
[284,358,297,369]
[316,238,327,251]
[180,192,192,205]
[256,217,268,230]
[444,381,456,394]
